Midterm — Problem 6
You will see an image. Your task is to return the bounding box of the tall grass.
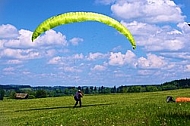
[0,89,190,126]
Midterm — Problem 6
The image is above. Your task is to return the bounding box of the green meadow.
[1,89,190,126]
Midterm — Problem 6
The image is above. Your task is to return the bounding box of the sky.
[0,0,190,87]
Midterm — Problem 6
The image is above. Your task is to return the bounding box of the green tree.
[0,88,5,100]
[111,86,117,93]
[146,86,158,92]
[120,86,128,93]
[9,90,16,99]
[78,86,82,90]
[104,88,111,94]
[128,86,142,93]
[63,88,70,95]
[94,86,97,94]
[101,86,105,93]
[90,86,94,94]
[85,87,90,94]
[35,90,47,98]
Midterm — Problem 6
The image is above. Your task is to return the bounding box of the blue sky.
[0,0,190,87]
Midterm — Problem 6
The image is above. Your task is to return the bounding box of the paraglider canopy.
[32,11,136,49]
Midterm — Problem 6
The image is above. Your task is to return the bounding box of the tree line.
[0,78,190,100]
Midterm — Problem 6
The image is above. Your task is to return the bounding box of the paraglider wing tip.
[132,46,136,50]
[31,37,34,42]
[31,34,37,42]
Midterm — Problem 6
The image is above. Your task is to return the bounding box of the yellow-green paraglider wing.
[32,12,136,49]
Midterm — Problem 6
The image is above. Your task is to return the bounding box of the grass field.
[1,89,190,126]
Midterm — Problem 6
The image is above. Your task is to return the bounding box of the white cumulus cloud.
[110,0,185,23]
[121,20,188,51]
[69,37,83,46]
[91,64,107,71]
[87,52,107,61]
[137,53,166,69]
[35,30,68,46]
[0,24,19,39]
[48,56,62,64]
[108,50,136,66]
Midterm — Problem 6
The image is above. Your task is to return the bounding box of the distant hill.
[161,78,190,90]
[0,85,31,90]
[1,78,190,93]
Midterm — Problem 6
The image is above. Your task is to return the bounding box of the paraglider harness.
[74,93,82,101]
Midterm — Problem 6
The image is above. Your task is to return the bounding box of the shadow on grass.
[15,103,114,112]
[157,111,190,120]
